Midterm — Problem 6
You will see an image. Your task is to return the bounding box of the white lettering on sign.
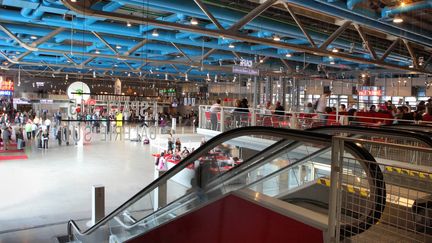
[240,58,253,68]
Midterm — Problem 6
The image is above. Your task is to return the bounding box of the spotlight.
[233,76,237,82]
[52,73,55,78]
[185,73,188,81]
[273,35,281,41]
[127,22,132,27]
[286,53,292,57]
[330,61,335,65]
[332,48,339,53]
[116,45,122,49]
[361,73,366,78]
[65,74,69,80]
[190,18,198,25]
[93,71,96,78]
[95,50,100,54]
[30,35,38,40]
[152,29,159,37]
[409,64,414,68]
[228,43,235,49]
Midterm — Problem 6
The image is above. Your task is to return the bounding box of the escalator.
[307,126,432,241]
[66,127,385,242]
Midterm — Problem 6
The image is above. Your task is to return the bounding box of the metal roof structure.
[0,0,431,82]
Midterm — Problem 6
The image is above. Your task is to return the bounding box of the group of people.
[155,135,196,171]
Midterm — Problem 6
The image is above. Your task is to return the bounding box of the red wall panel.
[127,194,323,243]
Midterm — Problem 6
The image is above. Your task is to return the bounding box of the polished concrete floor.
[0,127,202,242]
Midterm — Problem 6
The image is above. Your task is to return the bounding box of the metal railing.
[329,137,432,242]
[198,105,432,133]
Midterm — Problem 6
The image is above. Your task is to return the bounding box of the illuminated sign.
[0,77,13,92]
[0,90,12,96]
[159,88,176,94]
[358,90,382,96]
[240,58,253,68]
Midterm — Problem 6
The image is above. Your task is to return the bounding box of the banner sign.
[233,66,259,76]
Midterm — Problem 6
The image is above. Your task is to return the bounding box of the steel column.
[58,0,432,74]
[354,24,378,60]
[380,38,399,61]
[403,39,419,68]
[0,24,38,51]
[30,27,66,48]
[171,42,193,63]
[228,0,278,31]
[283,3,316,48]
[193,0,224,30]
[320,21,352,50]
[92,31,119,55]
[124,39,148,56]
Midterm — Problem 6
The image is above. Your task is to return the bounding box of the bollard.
[91,185,105,225]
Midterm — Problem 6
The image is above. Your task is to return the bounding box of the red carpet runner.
[0,142,29,160]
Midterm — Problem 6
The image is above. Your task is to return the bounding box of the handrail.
[67,127,334,239]
[307,125,432,147]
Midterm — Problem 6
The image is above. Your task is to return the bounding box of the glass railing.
[198,105,432,133]
[67,127,383,242]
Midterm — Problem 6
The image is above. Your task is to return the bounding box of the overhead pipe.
[281,0,432,47]
[0,2,414,71]
[381,0,432,19]
[60,0,427,73]
[0,24,39,51]
[0,2,411,66]
[114,0,412,64]
[347,0,365,10]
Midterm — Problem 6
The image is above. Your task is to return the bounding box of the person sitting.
[369,105,377,112]
[304,102,314,113]
[340,104,347,112]
[175,138,181,150]
[181,146,190,157]
[274,101,285,116]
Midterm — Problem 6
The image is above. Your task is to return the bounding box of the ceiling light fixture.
[273,35,281,41]
[116,45,122,49]
[332,48,339,53]
[330,61,335,65]
[285,53,292,57]
[393,15,404,23]
[30,36,38,40]
[190,18,198,25]
[127,22,132,27]
[152,29,159,37]
[95,50,100,54]
[228,43,235,49]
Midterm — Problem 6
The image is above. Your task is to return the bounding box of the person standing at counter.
[209,99,221,131]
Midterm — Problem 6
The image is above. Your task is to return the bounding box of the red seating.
[373,112,393,125]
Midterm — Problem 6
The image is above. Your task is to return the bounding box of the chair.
[271,116,280,128]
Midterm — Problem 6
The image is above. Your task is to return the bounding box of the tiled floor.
[0,127,202,242]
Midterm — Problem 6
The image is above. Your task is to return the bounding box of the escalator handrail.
[67,127,335,238]
[307,125,432,147]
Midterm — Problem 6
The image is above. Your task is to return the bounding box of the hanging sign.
[358,89,382,96]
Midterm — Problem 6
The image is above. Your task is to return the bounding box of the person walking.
[42,129,49,149]
[2,124,10,150]
[16,127,24,150]
[25,121,32,140]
